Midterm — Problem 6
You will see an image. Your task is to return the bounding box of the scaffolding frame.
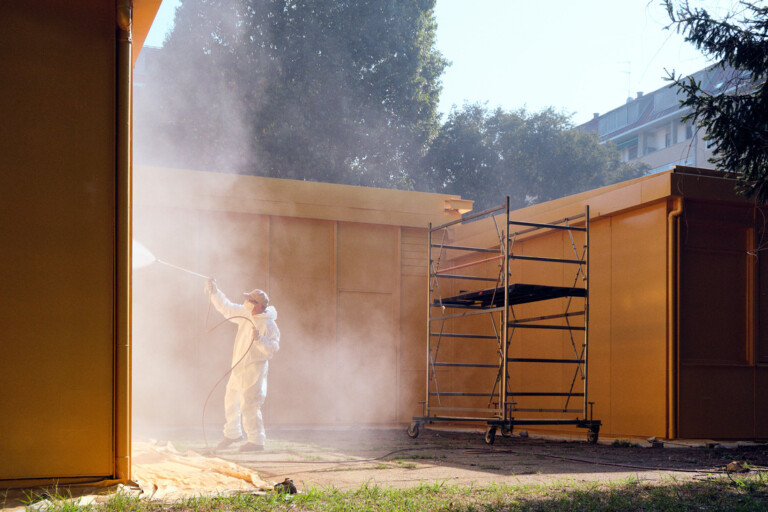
[408,197,601,444]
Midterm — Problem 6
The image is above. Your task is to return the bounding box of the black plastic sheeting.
[434,283,586,309]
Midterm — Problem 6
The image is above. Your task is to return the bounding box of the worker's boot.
[238,442,265,452]
[216,436,242,450]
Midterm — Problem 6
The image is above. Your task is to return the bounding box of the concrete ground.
[4,427,767,509]
[176,427,768,491]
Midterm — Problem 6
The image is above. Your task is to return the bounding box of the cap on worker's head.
[243,288,269,305]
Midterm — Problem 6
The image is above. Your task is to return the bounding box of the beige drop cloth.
[131,440,271,500]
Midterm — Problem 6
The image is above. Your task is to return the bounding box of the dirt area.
[4,427,767,509]
[2,427,766,512]
[167,427,768,492]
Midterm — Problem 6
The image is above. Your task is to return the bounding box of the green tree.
[418,104,645,211]
[664,0,768,202]
[418,104,500,206]
[135,0,446,188]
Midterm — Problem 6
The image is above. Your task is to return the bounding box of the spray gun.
[133,239,211,280]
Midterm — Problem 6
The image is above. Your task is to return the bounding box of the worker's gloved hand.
[205,278,217,295]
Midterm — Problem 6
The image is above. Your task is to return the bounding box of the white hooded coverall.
[210,289,280,445]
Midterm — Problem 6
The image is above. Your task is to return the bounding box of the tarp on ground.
[131,440,271,499]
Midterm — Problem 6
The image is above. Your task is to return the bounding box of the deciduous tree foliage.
[136,1,641,203]
[418,105,645,211]
[135,0,446,187]
[665,0,768,202]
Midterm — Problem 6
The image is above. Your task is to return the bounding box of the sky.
[143,0,736,126]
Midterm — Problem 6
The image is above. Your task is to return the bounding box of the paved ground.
[176,427,768,491]
[4,427,767,509]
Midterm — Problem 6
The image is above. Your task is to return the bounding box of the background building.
[578,65,746,174]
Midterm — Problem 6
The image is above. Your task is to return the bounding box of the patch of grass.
[610,440,634,448]
[18,486,97,512]
[22,473,768,512]
[727,469,768,493]
[102,491,145,512]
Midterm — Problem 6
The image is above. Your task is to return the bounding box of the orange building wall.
[0,1,118,482]
[435,168,768,441]
[1,0,161,485]
[132,167,463,433]
[132,166,767,441]
[433,201,670,439]
[605,204,668,437]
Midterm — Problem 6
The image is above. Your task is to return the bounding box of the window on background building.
[616,137,639,162]
[665,127,671,148]
[672,121,679,145]
[644,132,658,155]
[686,123,694,140]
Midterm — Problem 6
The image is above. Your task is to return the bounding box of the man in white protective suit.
[205,279,280,452]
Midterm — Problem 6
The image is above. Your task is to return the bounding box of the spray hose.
[200,297,261,451]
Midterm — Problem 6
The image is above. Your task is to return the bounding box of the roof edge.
[134,166,471,228]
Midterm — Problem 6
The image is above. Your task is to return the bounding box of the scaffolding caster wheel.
[501,425,513,438]
[484,426,497,445]
[587,427,599,444]
[407,422,421,439]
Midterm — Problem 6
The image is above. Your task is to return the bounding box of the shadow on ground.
[188,427,768,490]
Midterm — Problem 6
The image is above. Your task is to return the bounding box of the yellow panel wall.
[587,218,613,435]
[436,202,670,439]
[131,168,768,441]
[266,217,336,425]
[132,171,459,431]
[608,204,668,438]
[337,292,398,423]
[399,228,429,422]
[0,1,118,481]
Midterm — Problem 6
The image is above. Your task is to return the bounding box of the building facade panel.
[1,0,119,482]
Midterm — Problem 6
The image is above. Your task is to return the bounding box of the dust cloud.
[131,175,407,442]
[131,2,419,443]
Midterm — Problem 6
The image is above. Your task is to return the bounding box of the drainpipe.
[667,197,683,440]
[115,0,132,483]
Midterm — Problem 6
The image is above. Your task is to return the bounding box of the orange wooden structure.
[131,166,470,434]
[427,167,768,440]
[0,0,160,488]
[134,166,767,443]
[1,0,763,490]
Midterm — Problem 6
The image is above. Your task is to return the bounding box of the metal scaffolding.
[408,197,601,444]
